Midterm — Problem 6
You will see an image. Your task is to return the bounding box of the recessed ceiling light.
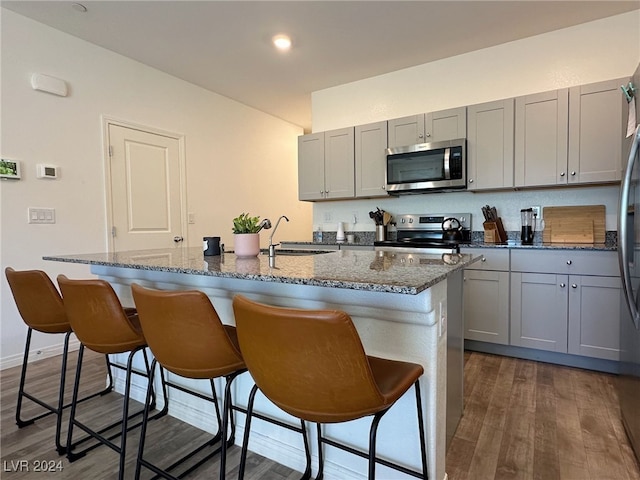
[272,34,292,52]
[71,3,88,13]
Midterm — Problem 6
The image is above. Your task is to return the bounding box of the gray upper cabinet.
[515,89,569,187]
[355,121,388,198]
[387,107,466,148]
[298,127,355,201]
[298,132,325,201]
[466,99,514,190]
[568,77,629,185]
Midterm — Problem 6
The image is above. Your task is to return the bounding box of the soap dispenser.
[336,222,345,243]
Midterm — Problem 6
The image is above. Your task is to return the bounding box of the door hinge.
[108,145,113,157]
[111,226,116,237]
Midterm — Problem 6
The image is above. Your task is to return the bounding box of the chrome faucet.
[269,215,289,257]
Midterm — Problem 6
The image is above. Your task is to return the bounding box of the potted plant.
[232,213,262,257]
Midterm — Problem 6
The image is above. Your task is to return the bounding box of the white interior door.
[107,123,186,251]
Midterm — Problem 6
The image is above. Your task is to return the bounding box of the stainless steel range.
[374,212,471,253]
[374,212,471,448]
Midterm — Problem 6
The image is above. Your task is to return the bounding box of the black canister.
[203,236,221,256]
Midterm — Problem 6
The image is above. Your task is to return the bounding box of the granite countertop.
[43,247,479,295]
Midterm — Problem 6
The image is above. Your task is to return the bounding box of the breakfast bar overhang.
[45,247,479,480]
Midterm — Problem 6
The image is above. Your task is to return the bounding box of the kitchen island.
[44,247,479,480]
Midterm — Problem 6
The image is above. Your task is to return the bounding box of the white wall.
[0,9,311,368]
[310,11,640,234]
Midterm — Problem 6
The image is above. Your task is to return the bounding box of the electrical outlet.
[531,206,541,218]
[323,211,333,222]
[352,211,358,224]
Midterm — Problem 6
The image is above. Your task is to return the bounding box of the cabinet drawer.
[462,248,509,271]
[511,249,618,276]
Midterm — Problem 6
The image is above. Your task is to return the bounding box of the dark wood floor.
[1,349,639,479]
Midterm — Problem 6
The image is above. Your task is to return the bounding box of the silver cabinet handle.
[571,283,577,288]
[571,171,576,176]
[560,283,566,288]
[566,260,572,265]
[560,172,566,177]
[382,185,386,190]
[426,133,431,137]
[418,133,424,138]
[173,236,184,243]
[469,178,474,183]
[481,257,487,262]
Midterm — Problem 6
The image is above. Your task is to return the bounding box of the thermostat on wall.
[36,164,58,179]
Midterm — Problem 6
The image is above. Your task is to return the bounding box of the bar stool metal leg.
[16,328,115,455]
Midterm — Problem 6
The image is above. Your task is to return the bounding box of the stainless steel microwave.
[385,138,466,194]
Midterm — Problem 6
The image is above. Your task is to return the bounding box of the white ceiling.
[2,1,639,130]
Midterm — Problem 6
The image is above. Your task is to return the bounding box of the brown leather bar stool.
[4,267,116,455]
[57,275,164,480]
[232,295,428,480]
[130,283,247,480]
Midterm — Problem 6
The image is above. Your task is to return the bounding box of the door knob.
[173,236,184,243]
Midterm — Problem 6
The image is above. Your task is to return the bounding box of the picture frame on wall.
[0,159,21,179]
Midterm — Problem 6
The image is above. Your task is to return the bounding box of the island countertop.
[44,247,478,295]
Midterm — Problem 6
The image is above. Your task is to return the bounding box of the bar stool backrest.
[131,283,244,379]
[57,275,145,354]
[232,295,385,423]
[5,267,69,334]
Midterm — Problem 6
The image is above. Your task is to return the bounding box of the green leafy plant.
[232,213,261,234]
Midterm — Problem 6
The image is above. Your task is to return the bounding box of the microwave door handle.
[618,127,640,328]
[443,147,451,179]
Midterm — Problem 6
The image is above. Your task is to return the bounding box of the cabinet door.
[355,121,388,198]
[568,78,629,184]
[324,127,355,200]
[568,275,621,360]
[387,114,425,147]
[514,89,569,187]
[298,132,325,201]
[426,107,467,143]
[510,272,568,352]
[467,99,514,190]
[464,270,510,345]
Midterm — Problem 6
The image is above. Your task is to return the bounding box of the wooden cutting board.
[542,205,605,243]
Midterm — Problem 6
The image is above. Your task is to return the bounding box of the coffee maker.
[520,208,536,244]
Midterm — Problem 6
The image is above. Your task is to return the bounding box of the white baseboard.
[0,338,81,370]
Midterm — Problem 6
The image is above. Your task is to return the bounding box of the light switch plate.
[28,207,55,224]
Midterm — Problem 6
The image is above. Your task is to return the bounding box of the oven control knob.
[401,218,406,224]
[409,218,413,223]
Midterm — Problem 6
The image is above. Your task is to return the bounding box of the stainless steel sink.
[260,249,333,256]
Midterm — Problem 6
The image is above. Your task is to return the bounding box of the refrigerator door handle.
[618,127,640,329]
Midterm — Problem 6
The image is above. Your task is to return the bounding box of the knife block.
[483,218,507,244]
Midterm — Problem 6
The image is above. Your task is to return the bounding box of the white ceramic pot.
[234,233,260,257]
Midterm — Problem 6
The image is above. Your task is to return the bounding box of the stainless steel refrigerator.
[618,67,640,464]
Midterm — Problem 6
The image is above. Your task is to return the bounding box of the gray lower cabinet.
[568,275,621,361]
[463,248,510,345]
[510,249,621,360]
[510,272,569,352]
